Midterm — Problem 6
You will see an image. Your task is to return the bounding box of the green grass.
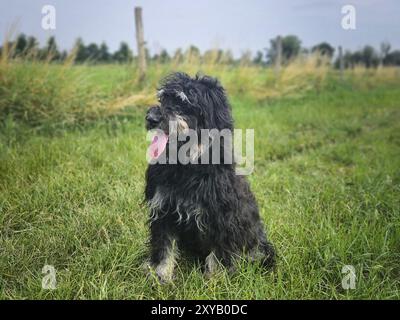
[0,64,399,299]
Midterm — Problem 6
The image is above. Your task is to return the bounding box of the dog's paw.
[142,260,151,272]
[155,261,176,284]
[144,261,175,284]
[204,252,221,279]
[155,269,175,284]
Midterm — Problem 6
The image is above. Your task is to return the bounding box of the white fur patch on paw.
[204,251,220,278]
[154,239,178,283]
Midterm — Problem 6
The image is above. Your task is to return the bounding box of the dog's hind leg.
[248,241,276,270]
[260,241,276,269]
[247,225,276,269]
[250,224,276,270]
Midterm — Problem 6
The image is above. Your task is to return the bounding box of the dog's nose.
[146,112,160,124]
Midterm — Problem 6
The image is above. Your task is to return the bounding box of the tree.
[86,43,100,61]
[185,45,201,61]
[74,38,88,63]
[59,50,68,61]
[253,50,264,65]
[26,36,38,51]
[361,45,379,68]
[335,46,385,69]
[15,33,28,57]
[25,36,39,58]
[311,42,335,58]
[384,50,400,66]
[98,42,110,62]
[343,50,354,68]
[42,36,60,60]
[113,42,133,63]
[380,42,391,66]
[266,35,302,65]
[351,50,363,66]
[159,49,170,63]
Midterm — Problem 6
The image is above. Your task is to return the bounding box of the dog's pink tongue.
[149,132,168,159]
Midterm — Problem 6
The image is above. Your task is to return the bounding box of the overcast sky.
[0,0,399,57]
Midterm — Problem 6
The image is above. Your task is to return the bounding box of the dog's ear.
[194,75,233,130]
[208,87,233,130]
[198,86,232,131]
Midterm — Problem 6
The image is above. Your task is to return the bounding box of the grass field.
[0,59,400,299]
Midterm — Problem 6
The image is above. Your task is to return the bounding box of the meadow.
[0,54,399,299]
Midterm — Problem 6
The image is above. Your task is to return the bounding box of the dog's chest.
[149,187,206,230]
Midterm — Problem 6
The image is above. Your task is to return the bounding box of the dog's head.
[146,73,234,163]
[146,72,233,135]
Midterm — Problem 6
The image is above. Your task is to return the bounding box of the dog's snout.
[146,106,163,130]
[145,112,160,123]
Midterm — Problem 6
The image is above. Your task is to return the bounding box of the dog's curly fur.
[144,72,275,282]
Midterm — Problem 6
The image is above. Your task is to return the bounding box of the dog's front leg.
[148,220,178,283]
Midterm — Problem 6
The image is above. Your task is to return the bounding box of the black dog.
[144,72,275,282]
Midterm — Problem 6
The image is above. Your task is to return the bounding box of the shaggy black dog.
[144,72,275,282]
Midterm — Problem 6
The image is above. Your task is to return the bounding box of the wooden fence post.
[275,35,282,76]
[135,7,147,82]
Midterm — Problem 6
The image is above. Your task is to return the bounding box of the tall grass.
[0,46,111,127]
[1,45,399,128]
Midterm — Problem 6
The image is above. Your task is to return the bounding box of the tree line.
[1,33,400,68]
[261,35,400,68]
[0,34,134,63]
